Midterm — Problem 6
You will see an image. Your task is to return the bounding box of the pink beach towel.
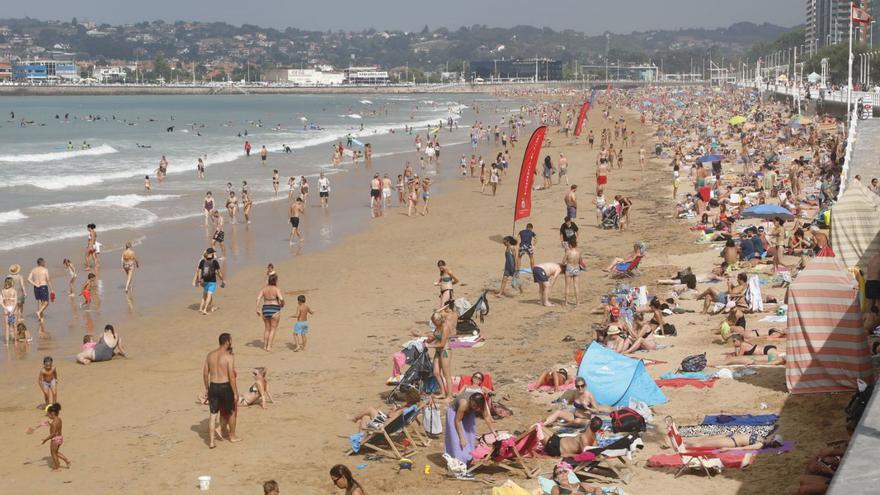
[655,378,718,389]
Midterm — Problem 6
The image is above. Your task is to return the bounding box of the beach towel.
[491,480,530,495]
[702,414,779,426]
[453,374,495,393]
[448,338,485,349]
[759,315,787,323]
[659,372,711,380]
[538,473,580,494]
[677,424,775,438]
[528,379,576,392]
[648,452,752,469]
[746,274,764,313]
[655,378,718,389]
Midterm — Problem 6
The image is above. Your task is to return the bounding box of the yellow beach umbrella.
[728,115,747,125]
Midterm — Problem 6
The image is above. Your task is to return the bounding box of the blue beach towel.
[702,414,779,426]
[659,372,711,381]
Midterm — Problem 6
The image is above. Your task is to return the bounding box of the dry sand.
[0,93,850,495]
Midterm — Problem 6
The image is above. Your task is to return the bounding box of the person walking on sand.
[272,169,280,197]
[244,141,251,157]
[211,210,226,257]
[370,174,382,210]
[27,258,53,322]
[289,198,304,244]
[497,236,521,296]
[564,185,578,219]
[204,192,214,226]
[84,223,99,272]
[292,295,313,352]
[260,145,268,164]
[558,153,569,185]
[596,159,609,196]
[256,274,284,352]
[318,172,330,208]
[193,248,223,315]
[28,403,70,470]
[121,242,139,294]
[203,332,240,448]
[639,146,646,171]
[420,177,433,215]
[562,240,584,306]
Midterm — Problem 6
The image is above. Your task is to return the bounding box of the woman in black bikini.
[685,431,784,451]
[542,377,610,426]
[731,333,778,357]
[434,260,459,309]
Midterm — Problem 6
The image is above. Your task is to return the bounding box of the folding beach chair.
[347,405,428,459]
[569,433,644,485]
[664,416,724,477]
[468,426,541,479]
[609,255,642,279]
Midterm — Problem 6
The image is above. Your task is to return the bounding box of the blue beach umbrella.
[741,204,794,220]
[698,154,723,163]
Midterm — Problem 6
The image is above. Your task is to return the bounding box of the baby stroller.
[601,206,620,230]
[456,291,490,336]
[387,348,435,404]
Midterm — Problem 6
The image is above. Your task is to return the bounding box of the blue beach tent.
[577,342,667,407]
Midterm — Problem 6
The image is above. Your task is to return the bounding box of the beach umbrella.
[728,115,747,125]
[741,204,794,220]
[698,154,723,163]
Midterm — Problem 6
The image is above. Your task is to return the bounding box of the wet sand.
[0,93,848,495]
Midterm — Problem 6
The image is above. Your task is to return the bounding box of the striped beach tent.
[785,257,873,394]
[831,181,880,270]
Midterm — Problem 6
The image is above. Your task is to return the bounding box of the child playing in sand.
[292,295,313,352]
[81,273,96,309]
[16,322,31,343]
[39,356,58,406]
[62,259,77,296]
[27,403,70,470]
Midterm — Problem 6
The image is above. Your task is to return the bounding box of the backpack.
[680,353,707,373]
[610,407,647,433]
[845,382,875,432]
[661,323,677,336]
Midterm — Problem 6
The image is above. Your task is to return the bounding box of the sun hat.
[607,325,621,335]
[9,264,20,275]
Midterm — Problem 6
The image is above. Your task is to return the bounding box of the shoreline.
[0,89,843,495]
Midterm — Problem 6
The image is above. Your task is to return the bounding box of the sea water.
[0,94,482,252]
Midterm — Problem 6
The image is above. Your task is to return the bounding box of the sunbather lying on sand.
[535,368,570,392]
[541,418,603,457]
[684,431,784,451]
[710,350,786,367]
[697,272,748,314]
[351,387,420,431]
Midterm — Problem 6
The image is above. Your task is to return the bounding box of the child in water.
[27,403,70,470]
[81,273,96,309]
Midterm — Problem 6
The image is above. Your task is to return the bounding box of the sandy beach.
[0,89,853,495]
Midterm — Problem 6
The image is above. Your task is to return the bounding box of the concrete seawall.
[0,81,706,97]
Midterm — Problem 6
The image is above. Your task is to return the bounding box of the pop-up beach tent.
[785,257,873,394]
[831,181,880,270]
[577,342,667,407]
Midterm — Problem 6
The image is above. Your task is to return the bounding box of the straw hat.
[607,325,621,335]
[9,264,20,275]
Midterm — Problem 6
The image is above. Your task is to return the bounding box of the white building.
[92,66,127,83]
[263,68,344,86]
[343,66,390,85]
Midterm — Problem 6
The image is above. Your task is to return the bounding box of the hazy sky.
[5,0,803,33]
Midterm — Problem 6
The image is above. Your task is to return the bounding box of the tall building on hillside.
[806,0,875,50]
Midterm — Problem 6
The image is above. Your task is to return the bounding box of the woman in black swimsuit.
[731,333,778,356]
[549,462,603,495]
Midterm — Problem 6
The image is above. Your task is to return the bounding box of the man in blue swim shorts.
[194,248,224,315]
[532,262,563,307]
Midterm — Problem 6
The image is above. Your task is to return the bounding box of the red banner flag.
[853,3,872,23]
[574,101,590,137]
[514,126,548,222]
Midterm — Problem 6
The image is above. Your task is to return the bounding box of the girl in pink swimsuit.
[29,403,70,470]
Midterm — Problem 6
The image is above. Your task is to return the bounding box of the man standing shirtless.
[27,258,53,322]
[596,157,609,196]
[564,185,578,220]
[370,174,382,210]
[203,333,240,448]
[289,198,304,244]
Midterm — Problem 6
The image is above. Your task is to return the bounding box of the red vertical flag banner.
[574,101,590,136]
[514,126,548,222]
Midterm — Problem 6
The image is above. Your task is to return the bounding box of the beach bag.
[423,401,443,436]
[680,353,707,373]
[661,323,677,336]
[610,407,646,433]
